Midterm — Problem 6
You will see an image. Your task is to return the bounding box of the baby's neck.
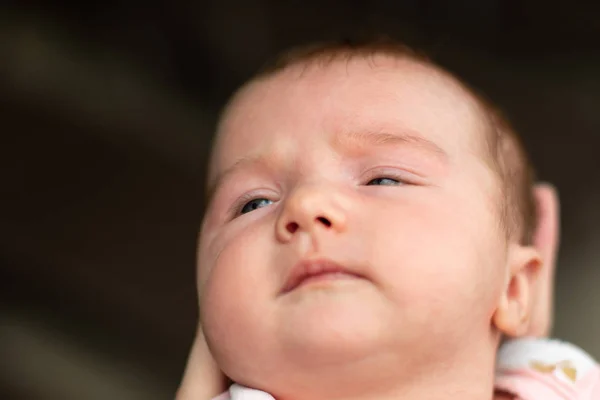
[274,383,498,400]
[276,387,501,400]
[271,354,498,400]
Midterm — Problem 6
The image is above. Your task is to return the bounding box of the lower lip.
[293,271,361,290]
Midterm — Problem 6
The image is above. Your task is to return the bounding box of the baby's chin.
[225,311,422,400]
[225,318,406,400]
[217,289,478,398]
[216,286,397,378]
[273,284,399,364]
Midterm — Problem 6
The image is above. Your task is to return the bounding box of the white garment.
[213,383,274,400]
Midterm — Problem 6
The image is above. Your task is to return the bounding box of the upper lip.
[280,258,366,294]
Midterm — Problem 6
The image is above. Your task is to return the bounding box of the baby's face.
[199,57,511,393]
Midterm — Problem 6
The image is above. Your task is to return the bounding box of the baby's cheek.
[198,217,265,286]
[199,225,277,373]
[200,266,259,376]
[374,197,502,319]
[201,231,267,321]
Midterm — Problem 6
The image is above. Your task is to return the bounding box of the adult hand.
[176,328,227,400]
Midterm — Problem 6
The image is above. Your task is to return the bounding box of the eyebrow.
[331,129,448,160]
[206,154,268,201]
[206,129,447,200]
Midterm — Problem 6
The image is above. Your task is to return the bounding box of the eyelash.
[361,168,413,185]
[229,169,415,219]
[229,191,273,218]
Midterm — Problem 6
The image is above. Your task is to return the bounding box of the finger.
[177,328,228,400]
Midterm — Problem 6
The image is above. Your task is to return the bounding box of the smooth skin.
[177,184,559,400]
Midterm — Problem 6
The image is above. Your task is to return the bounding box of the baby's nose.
[275,185,348,242]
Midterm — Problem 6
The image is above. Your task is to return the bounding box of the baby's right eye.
[240,198,273,215]
[366,177,401,186]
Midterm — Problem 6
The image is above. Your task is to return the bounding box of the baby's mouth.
[280,258,367,294]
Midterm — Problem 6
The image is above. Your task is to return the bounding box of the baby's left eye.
[366,177,401,186]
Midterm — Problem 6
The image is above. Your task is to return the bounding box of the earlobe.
[493,246,542,337]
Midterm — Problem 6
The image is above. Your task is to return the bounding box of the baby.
[181,39,599,400]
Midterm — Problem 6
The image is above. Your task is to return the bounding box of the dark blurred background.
[1,1,599,399]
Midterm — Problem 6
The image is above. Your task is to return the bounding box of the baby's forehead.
[212,56,491,176]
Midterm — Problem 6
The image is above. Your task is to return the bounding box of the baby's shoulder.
[495,337,600,400]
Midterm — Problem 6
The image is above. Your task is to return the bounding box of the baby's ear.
[528,183,560,337]
[492,245,542,337]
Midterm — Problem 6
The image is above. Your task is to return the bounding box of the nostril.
[316,216,332,227]
[286,222,299,233]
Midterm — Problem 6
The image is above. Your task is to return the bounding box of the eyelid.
[228,190,279,219]
[360,166,422,185]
